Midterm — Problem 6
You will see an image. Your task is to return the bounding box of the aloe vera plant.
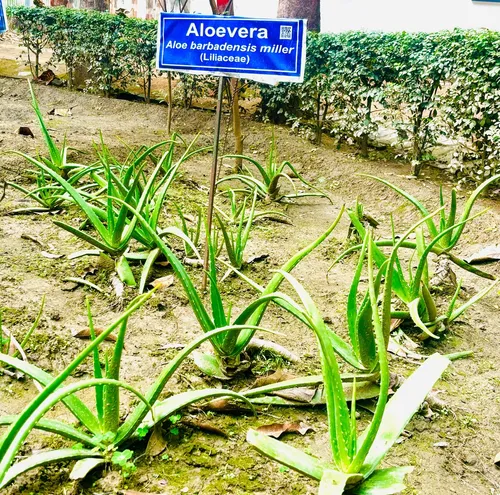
[215,189,291,226]
[362,173,500,252]
[0,290,264,489]
[246,235,451,494]
[339,201,498,340]
[217,137,331,203]
[174,202,203,258]
[113,199,349,377]
[21,82,84,179]
[6,165,101,214]
[0,297,45,380]
[215,189,257,270]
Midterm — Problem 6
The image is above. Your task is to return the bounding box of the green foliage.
[335,178,500,339]
[246,240,451,493]
[0,292,255,488]
[441,30,500,184]
[218,138,331,203]
[257,30,500,179]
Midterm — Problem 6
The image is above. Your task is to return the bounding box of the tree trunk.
[277,0,320,32]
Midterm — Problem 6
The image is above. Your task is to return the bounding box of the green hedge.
[258,30,500,181]
[6,6,500,182]
[7,6,156,100]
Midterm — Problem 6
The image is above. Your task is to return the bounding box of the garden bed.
[0,77,499,495]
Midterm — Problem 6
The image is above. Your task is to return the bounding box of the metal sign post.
[0,0,8,35]
[156,12,307,290]
[201,76,225,290]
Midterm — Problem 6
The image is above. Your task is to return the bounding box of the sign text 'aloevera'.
[156,13,307,84]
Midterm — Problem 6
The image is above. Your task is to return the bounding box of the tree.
[277,0,320,32]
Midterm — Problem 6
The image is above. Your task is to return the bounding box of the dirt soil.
[0,76,499,495]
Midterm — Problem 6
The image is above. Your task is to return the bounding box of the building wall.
[191,0,500,32]
[322,0,500,32]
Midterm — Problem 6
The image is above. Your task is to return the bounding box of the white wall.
[323,0,500,32]
[191,0,500,32]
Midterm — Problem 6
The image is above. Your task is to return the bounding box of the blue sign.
[156,13,307,84]
[0,0,7,34]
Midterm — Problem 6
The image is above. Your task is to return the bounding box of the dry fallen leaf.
[18,127,34,138]
[251,369,296,389]
[256,421,314,439]
[466,245,500,265]
[390,318,403,332]
[494,452,500,467]
[181,418,228,437]
[145,425,167,457]
[151,275,175,289]
[72,328,117,343]
[200,398,253,415]
[273,387,316,403]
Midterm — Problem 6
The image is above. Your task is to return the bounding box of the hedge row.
[6,7,500,182]
[259,30,500,181]
[7,6,157,100]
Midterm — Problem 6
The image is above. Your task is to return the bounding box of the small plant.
[336,201,498,340]
[246,235,451,494]
[215,190,257,270]
[174,203,203,258]
[215,189,290,226]
[217,138,331,203]
[0,297,45,378]
[362,173,500,252]
[0,290,259,488]
[13,82,84,179]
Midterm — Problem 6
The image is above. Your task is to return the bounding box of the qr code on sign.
[280,25,293,40]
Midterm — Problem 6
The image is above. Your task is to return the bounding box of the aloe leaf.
[0,449,102,489]
[28,82,63,170]
[242,373,378,399]
[191,352,227,379]
[86,301,104,424]
[138,248,160,294]
[277,272,351,470]
[359,354,450,477]
[116,255,137,287]
[53,220,114,254]
[115,324,274,444]
[348,234,392,473]
[448,279,499,322]
[360,175,438,238]
[451,173,500,247]
[348,234,369,356]
[408,299,439,339]
[17,296,45,353]
[246,429,332,481]
[281,161,332,202]
[446,279,463,320]
[141,389,254,430]
[351,467,413,495]
[223,154,271,185]
[318,470,352,495]
[0,416,100,447]
[234,207,345,352]
[0,353,99,434]
[247,380,380,406]
[70,457,106,481]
